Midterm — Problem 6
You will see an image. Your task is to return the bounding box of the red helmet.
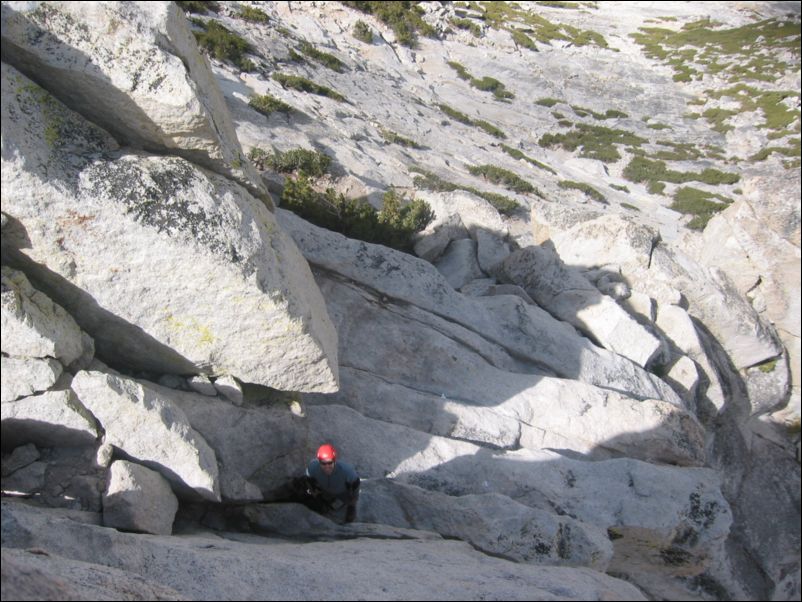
[317,444,337,463]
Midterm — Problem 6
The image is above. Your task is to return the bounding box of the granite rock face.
[1,2,799,601]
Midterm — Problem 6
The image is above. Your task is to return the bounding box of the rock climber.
[300,444,360,523]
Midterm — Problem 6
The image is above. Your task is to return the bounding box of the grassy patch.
[623,156,740,189]
[630,16,801,133]
[249,94,295,117]
[749,138,801,162]
[468,164,535,193]
[237,6,270,23]
[478,1,608,49]
[536,97,562,107]
[510,29,537,49]
[192,20,255,71]
[411,167,521,215]
[670,186,732,229]
[341,1,436,48]
[447,62,514,100]
[570,105,628,120]
[438,104,506,138]
[272,73,346,102]
[380,128,424,149]
[500,144,557,174]
[451,17,482,37]
[610,183,630,192]
[559,180,607,203]
[538,123,646,162]
[282,174,434,252]
[297,40,346,72]
[250,147,331,177]
[353,20,374,43]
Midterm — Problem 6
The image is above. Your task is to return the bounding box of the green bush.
[272,73,346,102]
[468,164,534,193]
[341,1,436,48]
[670,186,731,229]
[438,103,474,125]
[623,156,739,188]
[353,20,374,43]
[472,76,514,100]
[500,144,556,174]
[539,123,645,162]
[297,41,346,72]
[248,94,294,117]
[251,148,331,177]
[281,174,433,252]
[536,97,561,107]
[559,180,607,203]
[510,29,537,49]
[237,6,270,23]
[193,20,255,71]
[176,1,219,15]
[450,17,482,37]
[411,168,521,215]
[473,119,506,139]
[380,129,423,149]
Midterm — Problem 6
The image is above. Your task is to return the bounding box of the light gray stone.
[71,370,221,502]
[435,238,486,289]
[1,357,63,402]
[1,65,338,393]
[187,375,217,397]
[414,213,469,262]
[278,210,681,404]
[359,479,613,569]
[103,460,178,536]
[213,375,244,406]
[0,0,264,197]
[1,389,99,449]
[2,499,647,601]
[501,246,663,368]
[1,267,84,365]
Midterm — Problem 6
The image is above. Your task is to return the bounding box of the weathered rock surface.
[103,460,178,536]
[1,389,99,450]
[70,370,221,502]
[0,0,264,197]
[359,479,613,569]
[1,267,85,366]
[306,274,705,466]
[1,1,798,600]
[533,206,783,374]
[278,209,681,404]
[2,499,648,601]
[1,64,338,393]
[501,245,663,367]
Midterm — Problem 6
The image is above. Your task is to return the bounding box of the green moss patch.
[411,167,522,215]
[539,123,646,162]
[559,180,607,203]
[272,73,346,102]
[341,1,435,48]
[670,186,733,230]
[468,164,535,193]
[623,156,739,190]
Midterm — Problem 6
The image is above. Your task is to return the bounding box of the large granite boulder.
[0,0,264,197]
[1,64,338,393]
[103,460,179,536]
[71,370,221,502]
